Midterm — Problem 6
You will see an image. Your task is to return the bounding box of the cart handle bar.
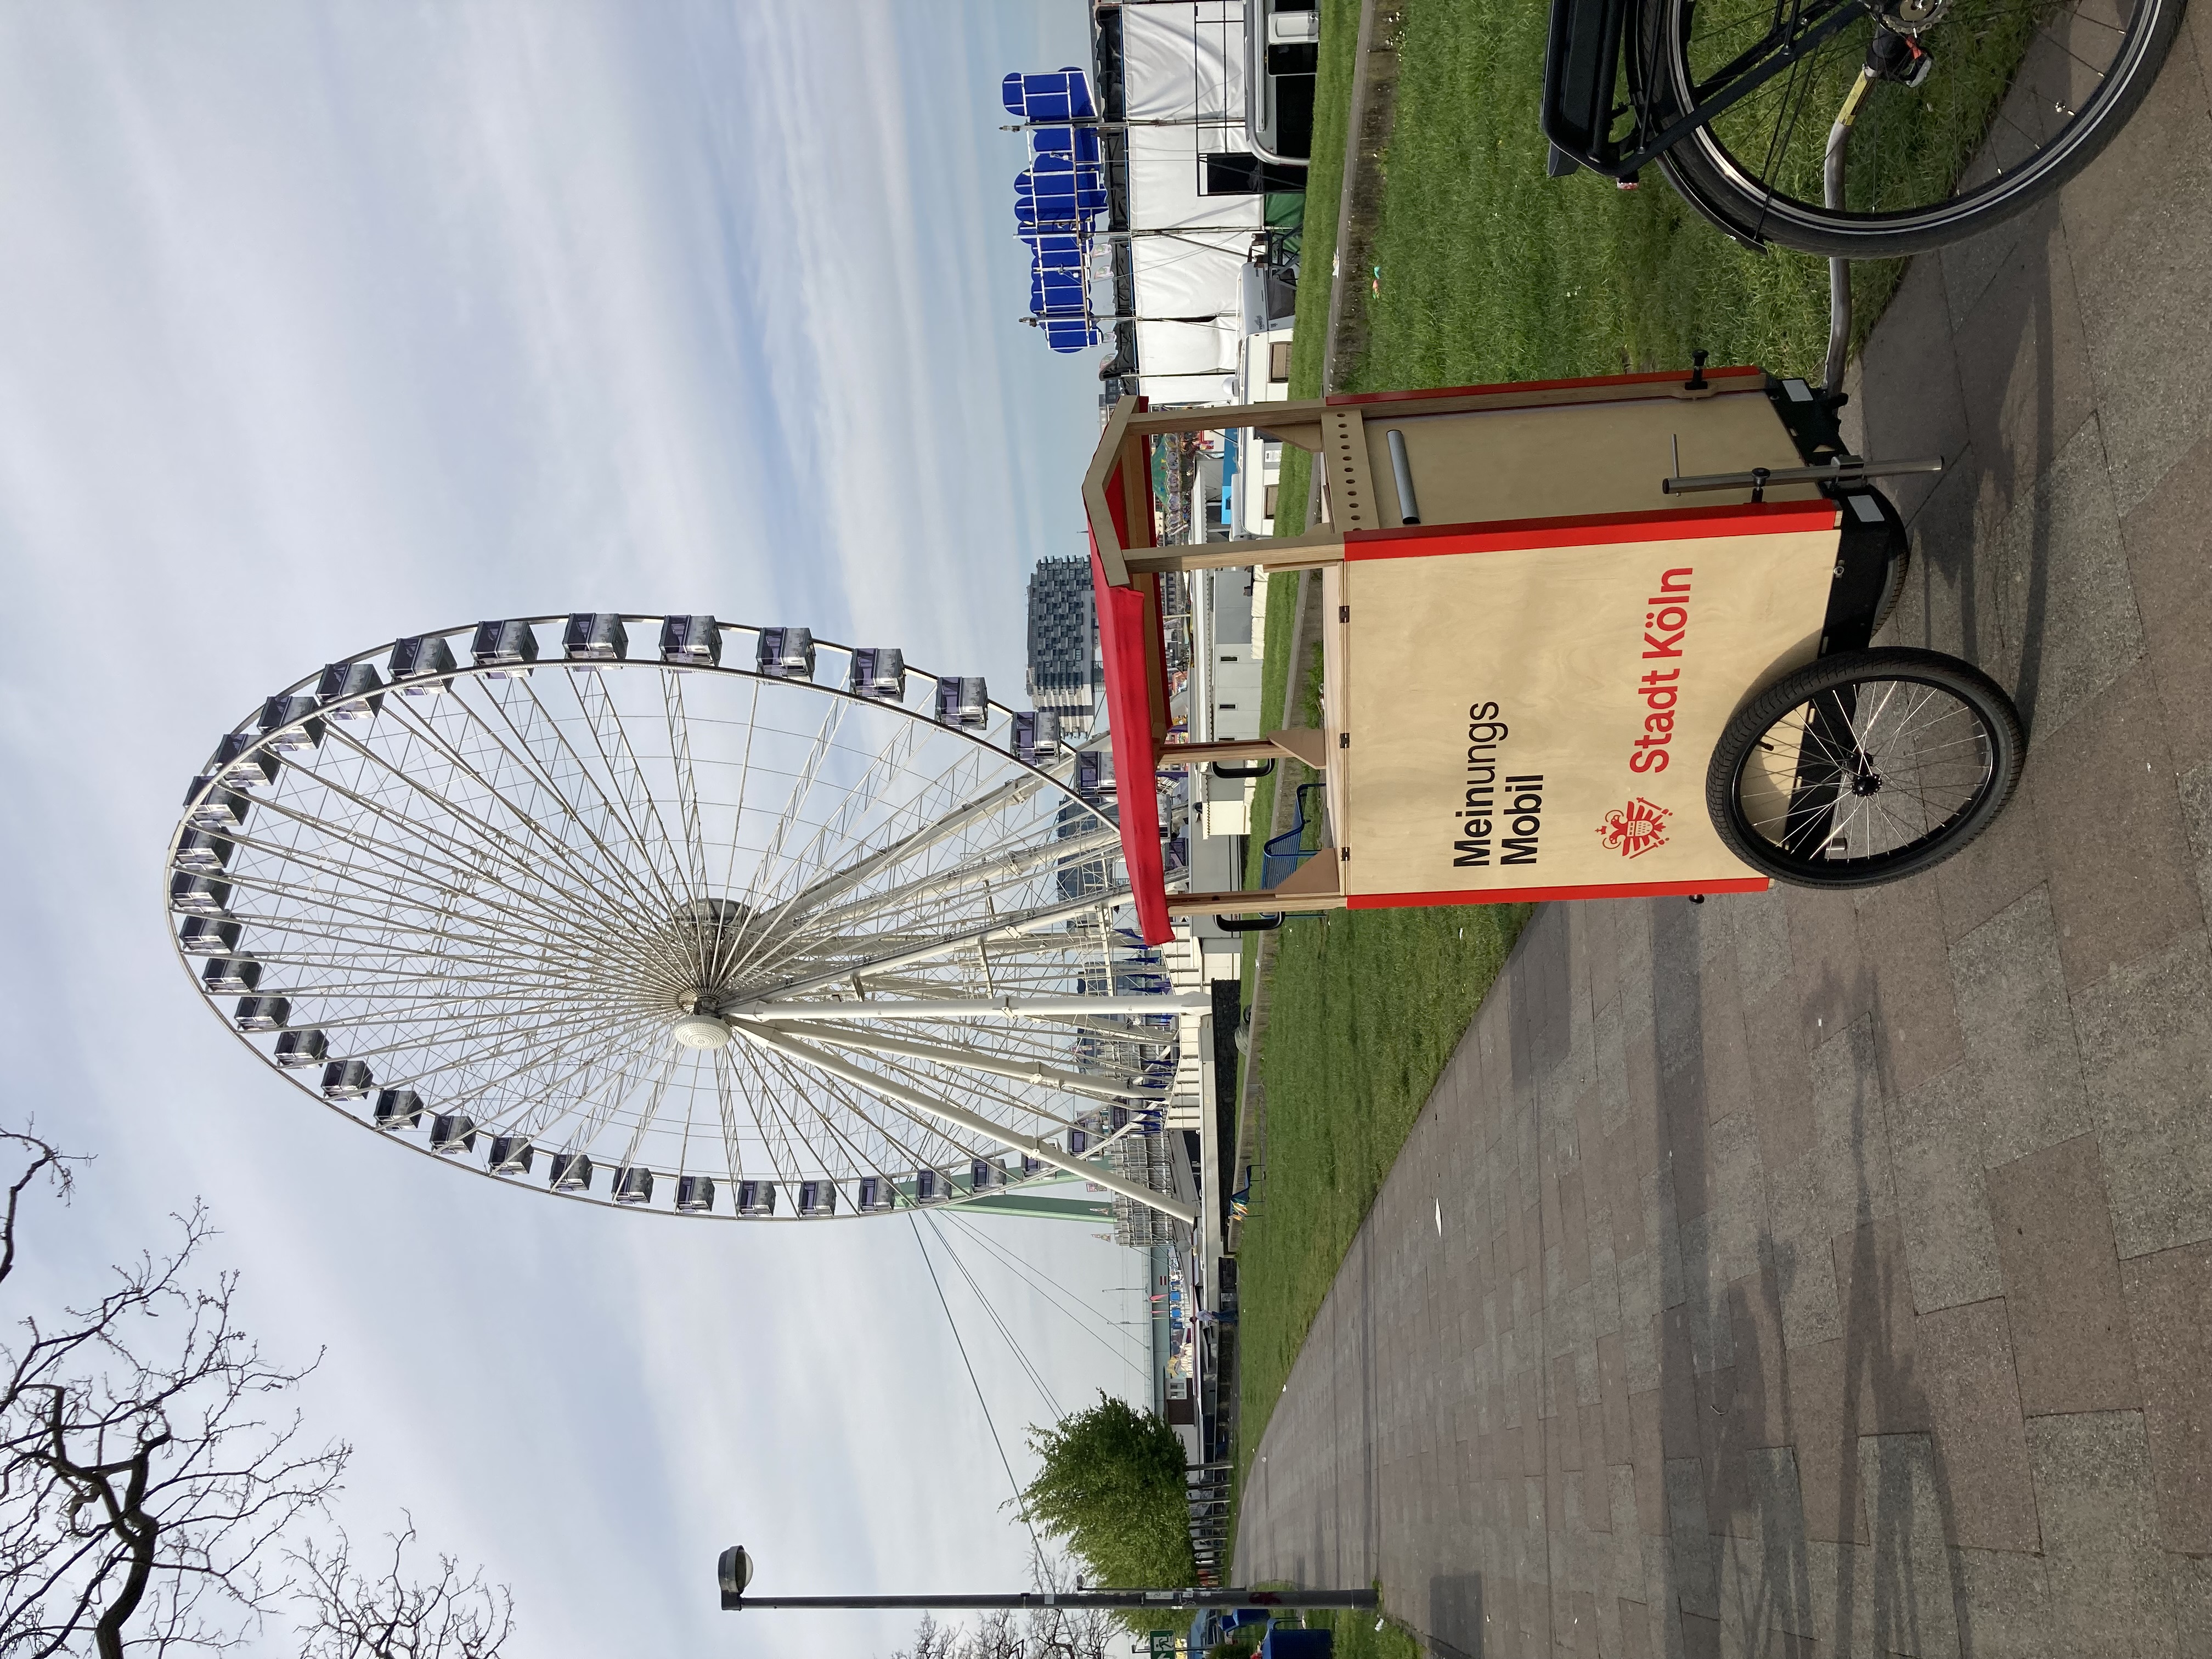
[1662,455,1944,499]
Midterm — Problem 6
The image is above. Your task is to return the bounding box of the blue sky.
[0,3,1150,1654]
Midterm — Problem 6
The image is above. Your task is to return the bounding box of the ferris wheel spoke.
[246,984,631,1038]
[218,806,619,956]
[368,1001,650,1093]
[736,1022,1195,1222]
[610,1045,687,1172]
[420,1020,670,1146]
[381,686,691,929]
[215,883,642,975]
[208,862,670,991]
[752,703,916,889]
[775,825,1121,949]
[228,983,618,1012]
[471,677,700,923]
[483,1023,676,1147]
[518,1036,676,1152]
[761,1044,933,1186]
[757,1052,868,1184]
[376,990,647,1082]
[657,674,717,988]
[791,1022,1166,1107]
[550,669,696,928]
[325,697,650,917]
[706,1049,758,1187]
[801,711,927,871]
[862,1050,1066,1139]
[727,709,927,955]
[719,1047,816,1189]
[241,758,646,961]
[319,709,674,943]
[713,698,855,977]
[297,978,634,1030]
[749,771,1056,950]
[223,936,657,1002]
[751,1041,980,1177]
[743,986,1203,1026]
[741,1034,930,1179]
[703,675,774,981]
[736,890,1132,1006]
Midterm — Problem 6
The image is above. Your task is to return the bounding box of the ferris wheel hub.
[671,1011,734,1050]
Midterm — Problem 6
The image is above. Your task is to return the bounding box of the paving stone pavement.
[1232,27,2212,1659]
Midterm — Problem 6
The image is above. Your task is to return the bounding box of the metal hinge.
[1339,605,1350,622]
[1339,732,1351,748]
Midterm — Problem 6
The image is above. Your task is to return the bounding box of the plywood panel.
[1336,526,1838,898]
[1321,562,1350,826]
[1361,391,1814,530]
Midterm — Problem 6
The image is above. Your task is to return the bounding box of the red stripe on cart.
[1345,500,1839,559]
[1325,366,1765,405]
[1348,877,1771,909]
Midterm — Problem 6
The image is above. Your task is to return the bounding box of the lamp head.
[718,1545,754,1610]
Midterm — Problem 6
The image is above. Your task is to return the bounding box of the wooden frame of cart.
[1085,368,2026,946]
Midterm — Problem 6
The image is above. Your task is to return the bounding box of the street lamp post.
[716,1548,1377,1615]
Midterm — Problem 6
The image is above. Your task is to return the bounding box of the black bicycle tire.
[1705,646,2025,887]
[1647,0,2188,255]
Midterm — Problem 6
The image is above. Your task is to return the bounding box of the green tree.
[1020,1394,1196,1589]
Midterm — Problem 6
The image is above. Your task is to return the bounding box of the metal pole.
[748,993,1214,1021]
[725,1589,1378,1613]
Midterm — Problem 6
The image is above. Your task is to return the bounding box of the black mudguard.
[1541,0,1631,169]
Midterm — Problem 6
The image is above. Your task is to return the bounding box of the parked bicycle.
[1541,0,2188,253]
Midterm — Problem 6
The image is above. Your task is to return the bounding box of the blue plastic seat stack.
[1000,69,1105,352]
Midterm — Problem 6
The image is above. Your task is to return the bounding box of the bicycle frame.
[1542,0,1874,179]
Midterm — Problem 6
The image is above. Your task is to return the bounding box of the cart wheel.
[1707,648,2024,889]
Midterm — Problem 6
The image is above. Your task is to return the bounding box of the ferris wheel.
[166,613,1200,1225]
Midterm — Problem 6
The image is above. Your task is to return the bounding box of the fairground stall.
[1085,365,2025,944]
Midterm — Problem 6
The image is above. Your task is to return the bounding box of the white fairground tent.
[1120,1,1261,404]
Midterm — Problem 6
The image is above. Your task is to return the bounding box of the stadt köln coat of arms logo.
[1597,797,1672,859]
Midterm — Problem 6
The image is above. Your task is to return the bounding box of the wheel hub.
[1882,0,1946,28]
[671,1009,732,1050]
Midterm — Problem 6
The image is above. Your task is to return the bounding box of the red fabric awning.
[1089,534,1172,944]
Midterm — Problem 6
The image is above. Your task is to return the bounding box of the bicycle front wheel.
[1646,0,2187,255]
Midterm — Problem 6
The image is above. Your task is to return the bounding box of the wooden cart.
[1086,367,2025,945]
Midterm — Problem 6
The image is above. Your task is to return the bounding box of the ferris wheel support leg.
[768,1022,1171,1104]
[738,890,1138,1005]
[749,992,1214,1021]
[731,1020,1201,1226]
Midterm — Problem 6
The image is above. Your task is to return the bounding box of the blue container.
[1260,1631,1334,1659]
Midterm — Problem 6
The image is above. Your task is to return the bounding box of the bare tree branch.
[890,1551,1120,1659]
[1,1132,348,1659]
[289,1520,515,1659]
[0,1125,79,1290]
